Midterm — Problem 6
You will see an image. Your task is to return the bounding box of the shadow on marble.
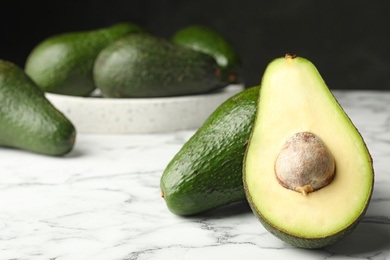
[63,147,85,158]
[0,146,79,158]
[326,221,390,255]
[180,198,390,256]
[189,200,252,219]
[0,142,85,158]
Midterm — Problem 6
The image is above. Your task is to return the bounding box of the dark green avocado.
[171,24,242,84]
[93,33,225,98]
[160,86,260,216]
[24,22,145,96]
[0,59,76,155]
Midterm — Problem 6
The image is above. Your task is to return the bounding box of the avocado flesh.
[25,22,145,96]
[0,60,76,156]
[244,55,374,248]
[161,86,259,216]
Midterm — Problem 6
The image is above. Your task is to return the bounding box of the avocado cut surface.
[243,55,374,248]
[0,59,76,155]
[160,86,259,216]
[25,22,145,96]
[93,33,225,98]
[171,24,242,84]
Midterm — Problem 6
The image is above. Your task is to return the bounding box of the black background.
[2,0,390,90]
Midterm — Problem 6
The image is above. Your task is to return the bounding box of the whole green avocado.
[93,33,226,98]
[160,86,259,216]
[171,24,242,84]
[24,22,145,96]
[0,59,76,155]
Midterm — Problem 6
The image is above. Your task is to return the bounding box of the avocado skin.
[171,25,242,84]
[93,33,225,98]
[25,22,145,96]
[160,86,259,216]
[0,60,76,156]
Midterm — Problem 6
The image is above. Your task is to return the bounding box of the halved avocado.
[243,54,374,248]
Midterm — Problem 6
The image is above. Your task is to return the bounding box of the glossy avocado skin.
[160,86,259,216]
[93,33,225,98]
[171,25,242,84]
[25,22,144,96]
[0,60,76,155]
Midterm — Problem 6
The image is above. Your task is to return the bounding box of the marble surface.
[1,90,390,260]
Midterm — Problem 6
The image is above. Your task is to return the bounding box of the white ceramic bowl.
[45,84,245,134]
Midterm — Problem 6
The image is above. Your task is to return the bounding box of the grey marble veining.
[0,90,390,260]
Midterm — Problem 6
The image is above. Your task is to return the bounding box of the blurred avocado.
[0,59,76,155]
[171,24,242,84]
[25,22,145,96]
[93,33,225,98]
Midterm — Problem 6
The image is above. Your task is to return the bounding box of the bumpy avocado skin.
[93,33,225,98]
[160,86,259,216]
[25,22,145,96]
[171,24,242,84]
[0,60,76,155]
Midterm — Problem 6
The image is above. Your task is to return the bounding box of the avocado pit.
[275,132,335,195]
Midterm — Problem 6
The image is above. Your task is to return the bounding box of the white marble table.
[1,90,390,260]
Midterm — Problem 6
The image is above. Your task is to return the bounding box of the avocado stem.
[285,53,297,60]
[295,185,314,196]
